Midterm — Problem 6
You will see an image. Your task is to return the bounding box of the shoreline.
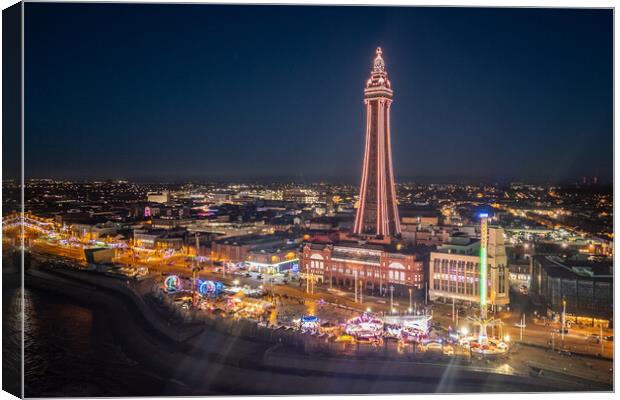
[22,261,611,394]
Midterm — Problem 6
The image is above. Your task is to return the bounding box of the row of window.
[433,259,480,272]
[498,266,506,294]
[309,260,324,270]
[305,262,423,284]
[433,279,480,296]
[433,273,479,283]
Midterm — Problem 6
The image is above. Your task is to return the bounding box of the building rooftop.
[399,207,441,218]
[534,255,612,281]
[250,242,299,255]
[214,232,295,246]
[305,237,427,259]
[434,235,480,256]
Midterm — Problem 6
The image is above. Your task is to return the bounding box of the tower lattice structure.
[353,47,401,238]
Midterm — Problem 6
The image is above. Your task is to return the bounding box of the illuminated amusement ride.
[461,213,509,355]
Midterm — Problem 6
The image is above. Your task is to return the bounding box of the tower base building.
[301,237,426,298]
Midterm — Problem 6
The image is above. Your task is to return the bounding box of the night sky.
[24,4,613,184]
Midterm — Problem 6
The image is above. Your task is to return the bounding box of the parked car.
[603,335,614,342]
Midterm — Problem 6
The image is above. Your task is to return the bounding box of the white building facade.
[429,227,509,311]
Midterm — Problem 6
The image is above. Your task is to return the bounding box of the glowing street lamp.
[408,287,413,311]
[561,298,567,342]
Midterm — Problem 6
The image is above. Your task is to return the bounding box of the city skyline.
[3,3,614,396]
[18,4,613,183]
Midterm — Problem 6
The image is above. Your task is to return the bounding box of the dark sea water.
[5,283,174,397]
[2,271,22,398]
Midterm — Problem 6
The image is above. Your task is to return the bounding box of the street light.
[452,297,456,323]
[359,279,363,304]
[561,298,567,343]
[408,287,413,312]
[354,270,358,303]
[306,264,310,294]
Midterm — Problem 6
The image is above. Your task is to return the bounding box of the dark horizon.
[18,174,614,187]
[20,4,613,184]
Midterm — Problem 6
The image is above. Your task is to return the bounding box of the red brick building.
[300,238,426,298]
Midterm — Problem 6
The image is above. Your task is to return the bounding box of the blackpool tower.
[353,47,401,238]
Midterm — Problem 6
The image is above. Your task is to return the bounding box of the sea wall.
[24,266,599,394]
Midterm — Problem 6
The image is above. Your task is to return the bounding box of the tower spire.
[373,47,385,73]
[367,46,390,89]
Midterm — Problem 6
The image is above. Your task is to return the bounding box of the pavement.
[22,236,614,388]
[30,238,614,359]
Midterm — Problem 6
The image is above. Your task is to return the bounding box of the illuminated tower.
[353,47,401,238]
